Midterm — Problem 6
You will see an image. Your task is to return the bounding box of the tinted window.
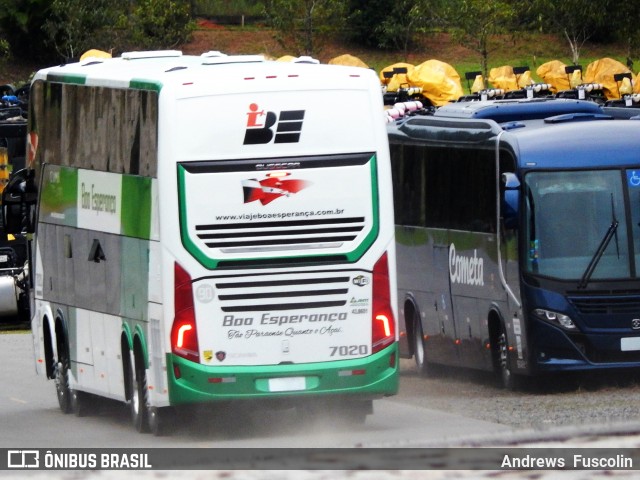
[390,142,498,232]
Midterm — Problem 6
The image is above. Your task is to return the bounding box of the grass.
[183,27,632,89]
[0,27,632,90]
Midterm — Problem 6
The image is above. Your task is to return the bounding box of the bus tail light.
[171,262,200,363]
[372,252,395,353]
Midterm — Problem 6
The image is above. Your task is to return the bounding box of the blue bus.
[388,98,640,388]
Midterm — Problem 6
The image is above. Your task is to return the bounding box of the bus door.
[449,236,495,370]
[429,242,459,365]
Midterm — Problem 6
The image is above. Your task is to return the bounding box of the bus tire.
[149,406,175,437]
[54,340,72,414]
[71,389,91,417]
[129,355,150,433]
[413,314,429,376]
[497,323,519,390]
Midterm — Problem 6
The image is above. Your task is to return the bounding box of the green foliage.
[0,0,54,61]
[374,0,439,55]
[263,0,346,56]
[121,0,196,50]
[610,3,640,67]
[346,0,388,48]
[445,0,517,78]
[0,37,10,66]
[527,0,607,65]
[42,0,126,60]
[194,0,264,16]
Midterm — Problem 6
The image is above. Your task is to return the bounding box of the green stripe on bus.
[46,73,87,85]
[121,175,152,239]
[344,154,380,262]
[130,79,163,92]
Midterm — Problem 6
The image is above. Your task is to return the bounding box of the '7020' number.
[329,344,369,357]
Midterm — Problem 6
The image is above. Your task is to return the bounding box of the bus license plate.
[268,377,306,392]
[621,337,640,351]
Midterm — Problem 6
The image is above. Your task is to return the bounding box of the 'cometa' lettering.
[449,243,484,286]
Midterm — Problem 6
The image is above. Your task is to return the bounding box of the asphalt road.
[0,332,514,449]
[3,330,640,479]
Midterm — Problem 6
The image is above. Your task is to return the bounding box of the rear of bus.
[157,59,398,417]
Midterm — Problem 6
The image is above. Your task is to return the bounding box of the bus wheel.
[54,353,72,414]
[70,389,91,417]
[413,315,429,376]
[497,324,518,390]
[129,357,150,433]
[149,407,175,437]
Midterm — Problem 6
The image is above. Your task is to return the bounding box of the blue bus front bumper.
[531,319,640,372]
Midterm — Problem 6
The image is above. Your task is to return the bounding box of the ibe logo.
[7,450,40,468]
[243,103,305,145]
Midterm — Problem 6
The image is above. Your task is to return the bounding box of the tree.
[528,0,606,65]
[120,0,195,51]
[610,2,640,70]
[347,0,444,55]
[263,0,346,56]
[346,0,391,49]
[444,0,516,79]
[0,0,55,61]
[374,0,440,57]
[42,0,127,61]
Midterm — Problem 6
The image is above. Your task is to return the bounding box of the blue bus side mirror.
[502,172,520,229]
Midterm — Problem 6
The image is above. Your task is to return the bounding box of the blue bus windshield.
[524,169,640,281]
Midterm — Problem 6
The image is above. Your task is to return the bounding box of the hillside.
[181,27,630,75]
[0,26,630,86]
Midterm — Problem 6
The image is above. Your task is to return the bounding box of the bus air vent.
[195,217,366,254]
[215,273,350,312]
[568,294,640,315]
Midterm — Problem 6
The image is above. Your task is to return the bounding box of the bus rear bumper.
[166,344,399,405]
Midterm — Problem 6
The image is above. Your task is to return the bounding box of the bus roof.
[33,50,377,94]
[434,97,603,122]
[390,98,640,170]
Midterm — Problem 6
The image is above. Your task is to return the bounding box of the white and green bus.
[4,51,398,434]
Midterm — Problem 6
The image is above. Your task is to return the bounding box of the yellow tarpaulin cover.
[406,59,463,106]
[585,57,635,99]
[536,60,571,93]
[488,66,519,91]
[276,55,297,62]
[379,62,414,92]
[328,54,368,69]
[80,49,112,61]
[470,74,485,93]
[517,70,535,88]
[569,69,583,88]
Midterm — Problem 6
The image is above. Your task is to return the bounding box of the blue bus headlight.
[533,308,577,330]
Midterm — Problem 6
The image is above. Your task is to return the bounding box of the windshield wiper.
[578,193,619,289]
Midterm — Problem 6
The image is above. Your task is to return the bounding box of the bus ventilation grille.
[568,294,640,315]
[195,217,366,254]
[215,273,351,313]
